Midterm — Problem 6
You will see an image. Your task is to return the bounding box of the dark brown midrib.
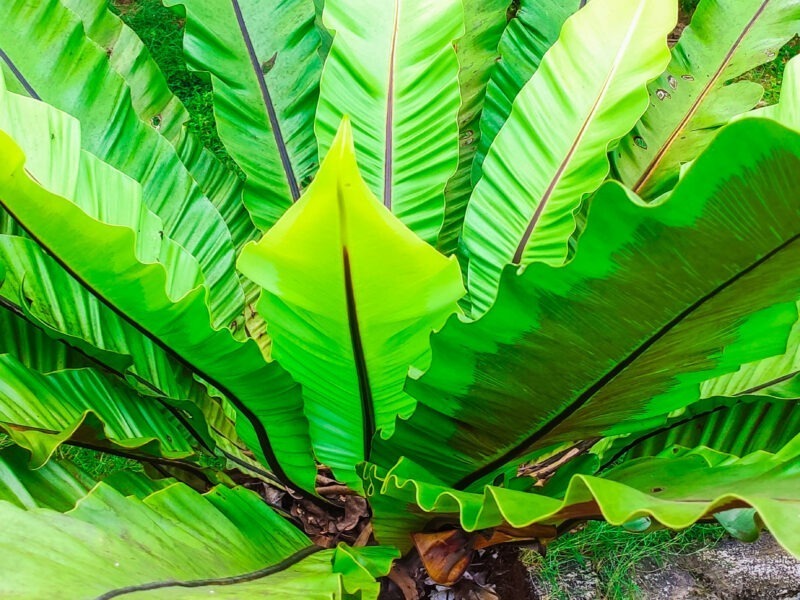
[383,0,400,209]
[336,180,376,459]
[0,47,40,100]
[94,545,324,599]
[632,0,771,194]
[343,247,376,459]
[455,232,800,490]
[230,0,300,200]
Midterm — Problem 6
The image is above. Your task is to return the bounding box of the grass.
[110,0,240,174]
[54,446,143,480]
[0,433,142,480]
[521,521,726,600]
[740,37,800,105]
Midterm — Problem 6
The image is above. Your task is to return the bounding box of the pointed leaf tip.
[326,115,357,168]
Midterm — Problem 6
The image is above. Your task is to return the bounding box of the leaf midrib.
[94,545,325,599]
[336,179,376,460]
[230,0,300,200]
[0,47,40,100]
[512,0,648,264]
[383,0,400,209]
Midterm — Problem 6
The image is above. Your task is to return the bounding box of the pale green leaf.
[0,470,391,599]
[316,0,464,244]
[463,0,675,312]
[239,119,464,487]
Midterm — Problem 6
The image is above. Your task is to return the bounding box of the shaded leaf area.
[316,0,463,244]
[701,301,800,399]
[0,0,247,328]
[166,0,323,231]
[239,120,463,489]
[0,443,106,511]
[614,0,800,199]
[595,396,800,467]
[462,0,675,312]
[0,77,315,492]
[0,447,396,599]
[374,119,800,490]
[0,352,197,465]
[364,436,800,562]
[634,401,800,460]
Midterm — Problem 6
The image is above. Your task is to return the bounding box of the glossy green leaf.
[474,0,583,177]
[0,466,393,599]
[0,234,275,475]
[437,0,509,255]
[166,0,323,231]
[0,0,247,329]
[316,0,464,244]
[613,0,800,199]
[1,234,187,388]
[365,437,800,557]
[0,354,197,466]
[0,301,93,373]
[239,119,464,487]
[701,306,800,398]
[463,0,675,312]
[0,444,98,511]
[373,119,800,490]
[60,0,256,255]
[0,76,316,493]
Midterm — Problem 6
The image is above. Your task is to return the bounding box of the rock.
[675,535,800,599]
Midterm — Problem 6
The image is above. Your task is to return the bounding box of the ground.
[525,532,800,600]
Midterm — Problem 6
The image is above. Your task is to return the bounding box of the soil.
[379,534,799,599]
